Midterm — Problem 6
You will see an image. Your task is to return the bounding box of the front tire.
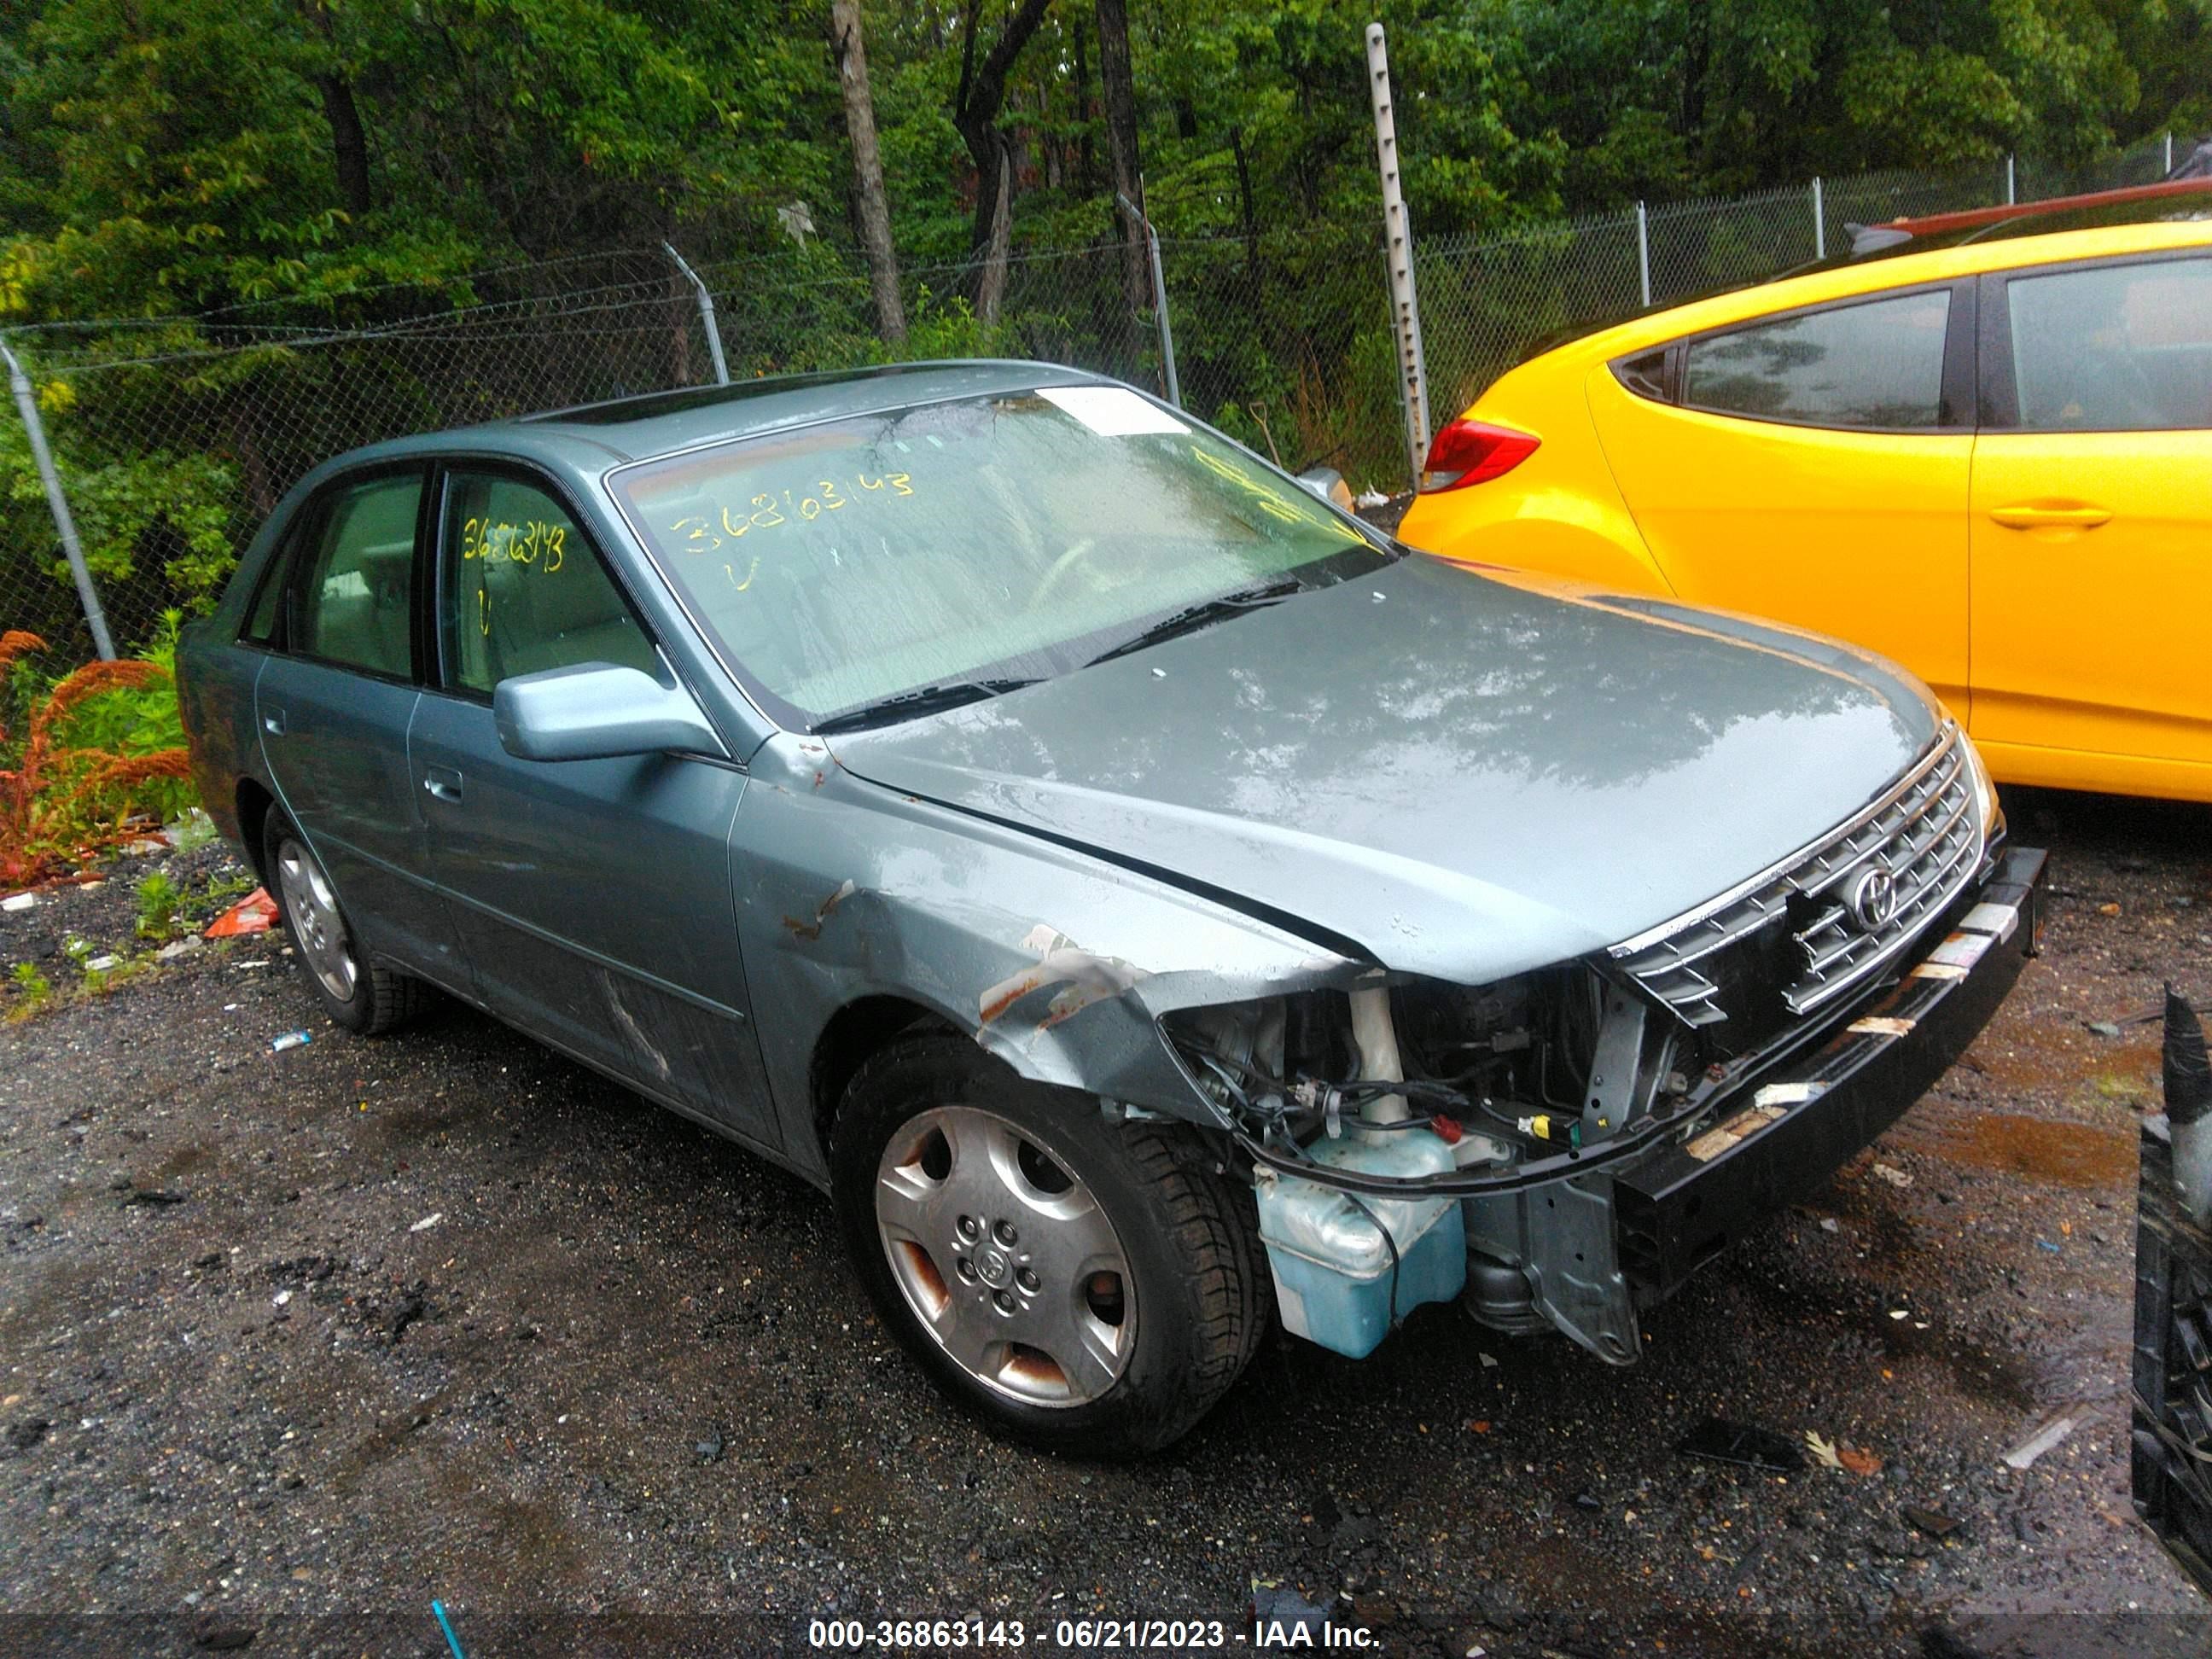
[830,1033,1268,1455]
[262,807,425,1035]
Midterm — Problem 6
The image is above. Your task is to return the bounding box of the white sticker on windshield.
[1037,385,1190,436]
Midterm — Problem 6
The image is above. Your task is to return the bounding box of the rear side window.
[439,470,658,695]
[1684,289,1953,429]
[241,523,301,646]
[2005,255,2212,431]
[288,473,422,678]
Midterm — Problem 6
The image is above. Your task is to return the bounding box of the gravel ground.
[2,789,2209,1658]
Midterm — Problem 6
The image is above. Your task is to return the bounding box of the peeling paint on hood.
[827,556,1941,986]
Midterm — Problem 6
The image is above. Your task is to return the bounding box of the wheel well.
[236,778,276,884]
[810,995,951,1157]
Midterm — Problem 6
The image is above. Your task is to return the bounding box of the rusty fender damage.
[730,738,1370,1185]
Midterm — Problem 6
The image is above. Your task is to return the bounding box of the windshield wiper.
[812,677,1040,735]
[1083,576,1307,668]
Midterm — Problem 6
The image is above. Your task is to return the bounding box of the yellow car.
[1400,183,2212,803]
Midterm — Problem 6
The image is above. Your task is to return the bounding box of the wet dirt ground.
[2,789,2209,1659]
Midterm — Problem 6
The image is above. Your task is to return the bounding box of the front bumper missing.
[1614,844,2046,1301]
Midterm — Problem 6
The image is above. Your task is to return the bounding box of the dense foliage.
[0,1,2200,321]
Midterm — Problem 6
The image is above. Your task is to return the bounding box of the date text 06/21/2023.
[803,1615,1382,1650]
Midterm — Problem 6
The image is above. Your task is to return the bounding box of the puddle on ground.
[154,1141,214,1180]
[1932,1112,2136,1188]
[1961,1017,2161,1101]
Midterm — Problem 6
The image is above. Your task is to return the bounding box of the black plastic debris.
[1676,1417,1806,1472]
[2165,982,2212,1127]
[1902,1505,1962,1539]
[2132,986,2212,1597]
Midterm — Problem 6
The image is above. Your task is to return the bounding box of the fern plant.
[0,631,194,887]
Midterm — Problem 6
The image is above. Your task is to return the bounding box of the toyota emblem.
[1846,868,1898,933]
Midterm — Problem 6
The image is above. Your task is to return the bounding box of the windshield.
[610,385,1392,726]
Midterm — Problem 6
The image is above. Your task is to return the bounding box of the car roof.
[1523,210,2212,372]
[327,359,1116,474]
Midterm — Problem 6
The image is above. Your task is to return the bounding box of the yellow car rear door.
[1588,282,1976,713]
[1967,251,2212,789]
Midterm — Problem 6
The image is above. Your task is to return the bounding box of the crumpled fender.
[732,737,1365,1182]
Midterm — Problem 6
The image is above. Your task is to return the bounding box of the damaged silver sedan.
[178,364,2045,1453]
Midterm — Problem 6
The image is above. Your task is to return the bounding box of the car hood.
[825,555,1942,985]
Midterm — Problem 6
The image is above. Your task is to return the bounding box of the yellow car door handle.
[1988,501,2113,530]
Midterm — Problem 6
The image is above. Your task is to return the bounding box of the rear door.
[253,464,460,982]
[407,461,780,1149]
[1589,282,1976,713]
[1968,250,2212,779]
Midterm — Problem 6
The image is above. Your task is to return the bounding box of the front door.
[253,465,461,983]
[1968,253,2212,787]
[409,463,779,1149]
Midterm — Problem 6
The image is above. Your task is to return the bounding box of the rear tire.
[261,807,426,1035]
[830,1033,1268,1456]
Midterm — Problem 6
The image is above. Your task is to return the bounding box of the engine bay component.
[1254,1126,1467,1358]
[1348,984,1409,1124]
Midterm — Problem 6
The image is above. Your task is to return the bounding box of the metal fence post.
[2167,131,2175,175]
[1811,177,1825,259]
[2,337,115,661]
[2005,154,2017,205]
[1115,192,1181,408]
[1636,201,1653,306]
[1365,22,1430,487]
[662,242,730,386]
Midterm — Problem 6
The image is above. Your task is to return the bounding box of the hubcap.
[275,837,358,1004]
[874,1105,1135,1407]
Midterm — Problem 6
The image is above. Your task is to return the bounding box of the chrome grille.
[1610,727,1983,1028]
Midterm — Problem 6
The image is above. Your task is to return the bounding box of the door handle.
[422,767,463,804]
[1988,501,2112,530]
[261,707,287,736]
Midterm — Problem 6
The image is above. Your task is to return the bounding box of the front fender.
[731,740,1364,1179]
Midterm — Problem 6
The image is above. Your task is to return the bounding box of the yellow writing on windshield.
[666,471,911,556]
[1186,446,1338,533]
[461,516,568,573]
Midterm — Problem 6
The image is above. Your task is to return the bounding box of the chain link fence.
[0,249,719,660]
[2,137,2197,661]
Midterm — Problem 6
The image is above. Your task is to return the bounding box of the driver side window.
[439,470,659,695]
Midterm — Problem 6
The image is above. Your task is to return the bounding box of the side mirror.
[1295,466,1356,510]
[493,664,727,763]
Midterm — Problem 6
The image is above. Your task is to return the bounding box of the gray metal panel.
[255,655,453,975]
[826,554,1941,984]
[408,689,777,1147]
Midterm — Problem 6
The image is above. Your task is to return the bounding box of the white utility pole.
[1365,23,1430,486]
